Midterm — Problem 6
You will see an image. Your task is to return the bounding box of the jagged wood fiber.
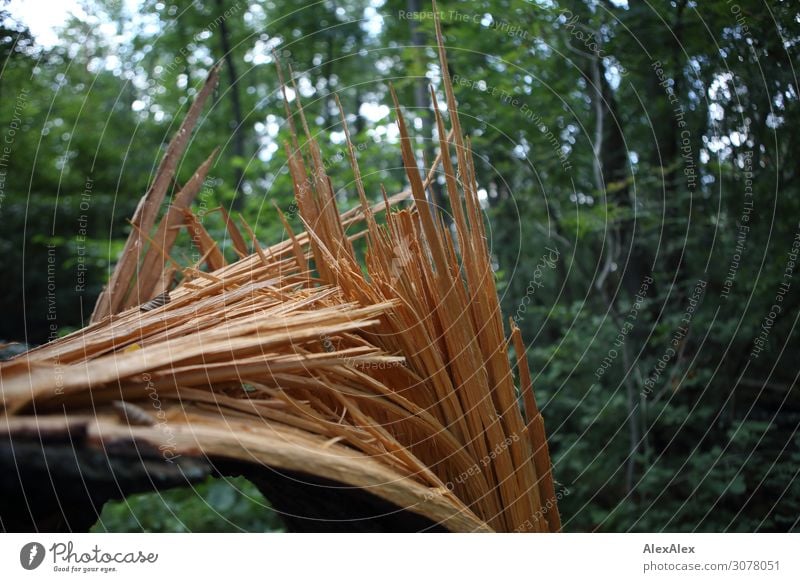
[0,6,559,533]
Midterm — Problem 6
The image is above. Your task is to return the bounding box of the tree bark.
[1,431,447,533]
[216,0,246,210]
[407,0,445,219]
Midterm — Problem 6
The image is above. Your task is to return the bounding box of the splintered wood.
[0,8,559,533]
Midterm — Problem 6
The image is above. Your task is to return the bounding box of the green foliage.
[2,0,798,531]
[91,476,284,532]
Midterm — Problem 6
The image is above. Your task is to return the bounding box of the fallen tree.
[0,9,559,533]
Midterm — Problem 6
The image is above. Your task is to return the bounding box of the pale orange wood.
[92,67,220,322]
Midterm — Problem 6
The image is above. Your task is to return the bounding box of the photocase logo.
[19,542,46,570]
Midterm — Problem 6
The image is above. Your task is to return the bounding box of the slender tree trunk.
[216,0,245,210]
[407,0,444,218]
[583,28,647,495]
[324,34,334,130]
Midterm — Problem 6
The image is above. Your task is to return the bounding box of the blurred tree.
[1,0,797,532]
